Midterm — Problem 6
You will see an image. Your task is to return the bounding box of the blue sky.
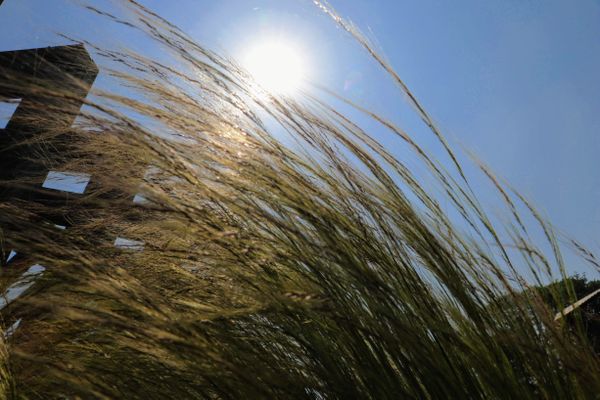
[1,0,599,276]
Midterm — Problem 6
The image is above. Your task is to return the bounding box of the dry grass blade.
[0,1,597,399]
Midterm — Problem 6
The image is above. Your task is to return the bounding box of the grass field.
[0,1,598,399]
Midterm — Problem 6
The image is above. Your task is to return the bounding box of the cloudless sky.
[1,0,599,276]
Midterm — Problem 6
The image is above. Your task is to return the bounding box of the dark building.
[0,44,99,264]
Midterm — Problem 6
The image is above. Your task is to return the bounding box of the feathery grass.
[0,1,598,399]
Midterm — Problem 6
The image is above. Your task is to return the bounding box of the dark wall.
[0,44,98,262]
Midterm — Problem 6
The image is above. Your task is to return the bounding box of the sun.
[242,39,308,95]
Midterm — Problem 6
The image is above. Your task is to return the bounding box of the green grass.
[0,1,598,398]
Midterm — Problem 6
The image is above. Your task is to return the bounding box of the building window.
[0,98,21,129]
[42,171,91,194]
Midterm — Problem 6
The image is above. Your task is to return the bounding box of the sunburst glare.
[242,39,308,95]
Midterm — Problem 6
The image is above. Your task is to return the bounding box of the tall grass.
[0,1,598,398]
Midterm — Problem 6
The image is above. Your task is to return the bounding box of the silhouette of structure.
[0,44,99,264]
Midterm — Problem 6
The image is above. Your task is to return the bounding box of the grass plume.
[0,1,597,399]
